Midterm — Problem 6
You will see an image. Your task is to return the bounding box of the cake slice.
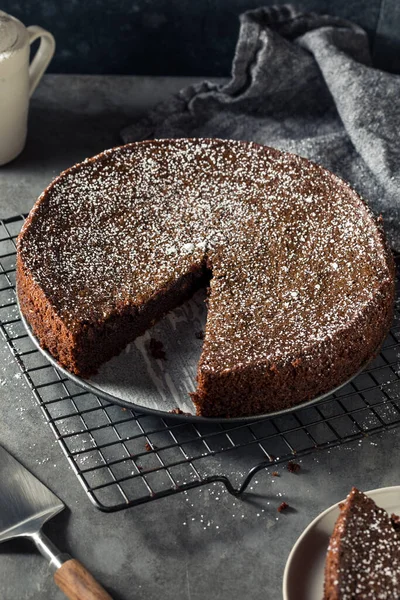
[324,487,400,599]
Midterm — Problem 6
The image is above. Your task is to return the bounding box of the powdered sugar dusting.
[18,138,392,372]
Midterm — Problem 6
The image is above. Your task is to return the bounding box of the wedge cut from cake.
[16,139,395,417]
[324,487,400,599]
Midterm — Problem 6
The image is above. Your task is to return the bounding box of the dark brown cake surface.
[17,138,395,417]
[324,487,400,599]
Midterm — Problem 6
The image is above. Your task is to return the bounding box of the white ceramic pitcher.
[0,11,55,166]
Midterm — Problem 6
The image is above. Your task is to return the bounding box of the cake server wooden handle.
[54,559,113,600]
[32,530,112,600]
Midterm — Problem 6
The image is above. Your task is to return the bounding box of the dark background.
[3,0,400,75]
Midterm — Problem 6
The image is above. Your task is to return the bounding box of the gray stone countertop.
[1,74,400,600]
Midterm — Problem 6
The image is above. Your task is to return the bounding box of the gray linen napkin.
[122,4,400,251]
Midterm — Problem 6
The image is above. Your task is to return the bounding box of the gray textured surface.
[1,74,400,600]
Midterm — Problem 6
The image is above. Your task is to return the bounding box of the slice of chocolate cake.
[324,487,400,599]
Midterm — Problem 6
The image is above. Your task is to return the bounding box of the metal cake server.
[0,444,112,599]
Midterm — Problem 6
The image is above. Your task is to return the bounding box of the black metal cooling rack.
[2,214,400,512]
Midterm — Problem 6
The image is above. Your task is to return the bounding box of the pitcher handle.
[27,25,55,97]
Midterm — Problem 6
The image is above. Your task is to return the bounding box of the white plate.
[282,485,400,600]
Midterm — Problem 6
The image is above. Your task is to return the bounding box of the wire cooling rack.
[1,214,400,512]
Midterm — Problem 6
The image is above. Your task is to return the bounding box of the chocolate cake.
[324,487,400,599]
[16,138,395,418]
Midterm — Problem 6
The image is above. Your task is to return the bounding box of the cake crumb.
[169,407,192,416]
[278,502,289,513]
[287,461,301,473]
[272,471,279,477]
[149,338,166,360]
[391,514,400,531]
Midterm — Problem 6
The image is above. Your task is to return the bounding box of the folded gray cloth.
[122,4,400,251]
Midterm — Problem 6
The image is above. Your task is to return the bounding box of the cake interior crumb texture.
[16,138,395,418]
[324,487,400,600]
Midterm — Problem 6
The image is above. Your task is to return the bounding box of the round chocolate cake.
[17,138,395,418]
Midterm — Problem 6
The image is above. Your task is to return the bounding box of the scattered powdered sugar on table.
[179,472,292,531]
